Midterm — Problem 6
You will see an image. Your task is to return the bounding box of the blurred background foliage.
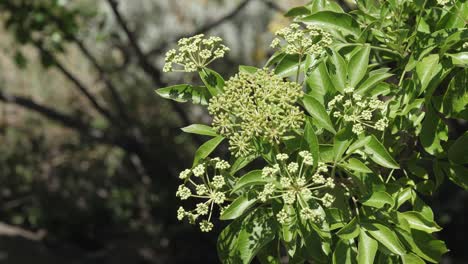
[0,0,466,263]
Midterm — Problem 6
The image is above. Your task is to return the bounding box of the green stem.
[296,54,303,83]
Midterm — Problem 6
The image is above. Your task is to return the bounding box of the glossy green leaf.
[239,65,259,74]
[337,217,360,240]
[220,195,256,220]
[232,170,267,193]
[362,191,395,208]
[358,230,378,264]
[306,62,334,101]
[448,132,468,164]
[346,136,371,154]
[419,104,448,155]
[362,222,406,255]
[275,54,305,77]
[193,136,224,165]
[181,124,218,137]
[301,11,361,38]
[285,6,311,17]
[326,49,347,93]
[364,135,399,169]
[218,208,276,264]
[415,54,441,95]
[332,239,355,264]
[348,45,371,87]
[333,127,352,162]
[342,158,372,173]
[230,155,258,175]
[199,68,224,95]
[402,253,425,264]
[398,211,442,233]
[303,95,336,134]
[447,52,468,67]
[156,84,210,105]
[356,70,393,95]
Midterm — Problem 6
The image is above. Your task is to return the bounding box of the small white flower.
[179,169,191,179]
[193,164,205,177]
[276,153,289,161]
[176,185,191,200]
[211,192,226,204]
[287,162,299,173]
[200,220,214,232]
[212,175,225,189]
[196,185,208,195]
[177,207,186,221]
[322,193,335,207]
[196,203,209,215]
[276,209,290,224]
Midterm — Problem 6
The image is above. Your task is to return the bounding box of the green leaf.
[332,239,355,264]
[199,68,224,96]
[356,70,393,95]
[275,54,306,77]
[193,136,224,166]
[304,118,320,169]
[239,65,259,74]
[364,135,399,169]
[303,95,336,134]
[362,222,406,255]
[230,155,258,175]
[301,11,361,38]
[341,158,372,173]
[402,253,425,264]
[396,228,447,263]
[398,211,442,233]
[362,191,395,208]
[326,49,347,93]
[181,124,218,137]
[443,163,468,190]
[346,136,371,154]
[284,6,311,17]
[448,132,468,164]
[348,45,371,87]
[220,195,257,220]
[333,127,352,162]
[156,84,210,105]
[218,208,276,264]
[232,170,267,193]
[337,217,360,240]
[415,55,441,95]
[419,104,448,155]
[446,52,468,67]
[257,241,281,264]
[358,230,378,264]
[306,62,334,101]
[442,70,468,119]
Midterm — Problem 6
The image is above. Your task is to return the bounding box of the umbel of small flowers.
[176,157,231,232]
[208,68,304,157]
[328,86,389,135]
[163,34,230,72]
[271,23,332,57]
[258,151,336,225]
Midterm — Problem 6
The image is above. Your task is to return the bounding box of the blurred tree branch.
[147,0,252,57]
[106,0,193,129]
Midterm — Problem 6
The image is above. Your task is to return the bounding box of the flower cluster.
[328,86,389,135]
[258,151,336,224]
[436,0,451,5]
[270,23,332,56]
[208,69,304,157]
[163,34,230,72]
[176,158,231,232]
